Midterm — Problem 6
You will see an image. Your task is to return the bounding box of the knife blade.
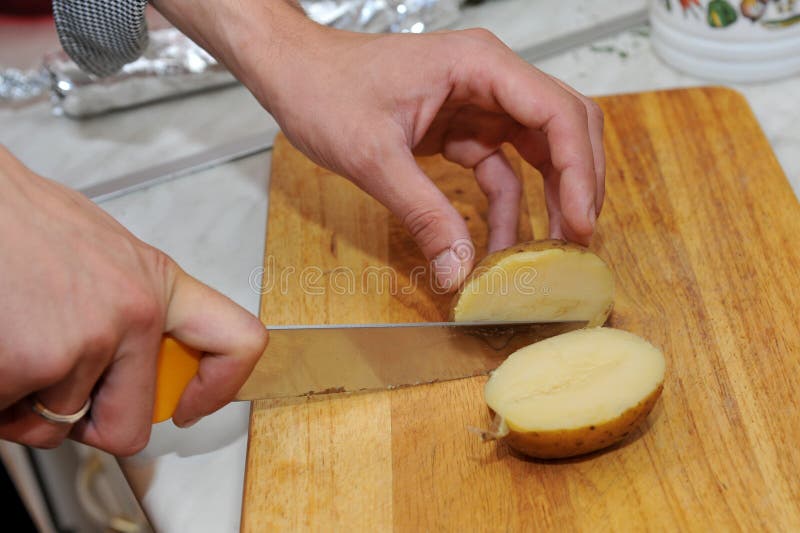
[152,320,587,423]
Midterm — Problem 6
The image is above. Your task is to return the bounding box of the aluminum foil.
[45,28,236,118]
[302,0,460,33]
[0,68,50,102]
[1,0,460,118]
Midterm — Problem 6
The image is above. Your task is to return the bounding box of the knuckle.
[149,244,175,278]
[402,206,448,251]
[462,27,501,45]
[109,428,151,457]
[24,347,73,389]
[145,244,175,289]
[113,439,147,457]
[124,289,161,332]
[566,95,589,123]
[485,178,521,201]
[81,327,118,363]
[245,323,269,361]
[118,251,164,331]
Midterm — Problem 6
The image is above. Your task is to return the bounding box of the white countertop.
[3,2,800,532]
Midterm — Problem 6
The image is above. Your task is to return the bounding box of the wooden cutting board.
[242,88,800,531]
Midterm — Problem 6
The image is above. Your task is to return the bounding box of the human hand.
[0,148,267,455]
[155,0,604,290]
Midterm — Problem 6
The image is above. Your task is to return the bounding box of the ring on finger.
[31,396,92,424]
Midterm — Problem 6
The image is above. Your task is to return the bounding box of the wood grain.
[242,88,800,532]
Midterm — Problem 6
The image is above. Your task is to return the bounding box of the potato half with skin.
[451,240,614,327]
[484,327,665,459]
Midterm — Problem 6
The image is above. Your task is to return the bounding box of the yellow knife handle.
[152,336,202,423]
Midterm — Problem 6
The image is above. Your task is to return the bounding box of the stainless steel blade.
[235,320,588,400]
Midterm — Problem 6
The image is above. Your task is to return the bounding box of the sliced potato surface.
[485,327,665,459]
[451,240,613,327]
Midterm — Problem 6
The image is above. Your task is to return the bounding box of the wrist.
[152,0,327,115]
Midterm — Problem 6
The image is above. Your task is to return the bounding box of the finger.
[69,329,162,456]
[0,401,70,449]
[35,350,106,421]
[0,339,112,449]
[544,75,605,214]
[161,270,267,428]
[474,150,521,252]
[542,163,566,241]
[0,388,94,450]
[585,99,605,214]
[487,58,597,240]
[511,129,568,242]
[352,147,474,291]
[0,402,61,448]
[24,356,107,446]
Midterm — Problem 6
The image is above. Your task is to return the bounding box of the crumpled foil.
[302,0,460,33]
[0,28,235,118]
[1,0,460,118]
[0,68,50,102]
[46,28,236,118]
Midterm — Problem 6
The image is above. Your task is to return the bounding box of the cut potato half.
[484,327,665,459]
[451,240,614,327]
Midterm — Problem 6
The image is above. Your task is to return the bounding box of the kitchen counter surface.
[2,2,799,532]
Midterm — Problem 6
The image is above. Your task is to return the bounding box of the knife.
[152,320,588,423]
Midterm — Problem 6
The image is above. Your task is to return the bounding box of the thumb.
[368,151,474,291]
[164,269,268,427]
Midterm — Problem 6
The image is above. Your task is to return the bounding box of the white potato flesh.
[452,247,614,326]
[485,328,665,431]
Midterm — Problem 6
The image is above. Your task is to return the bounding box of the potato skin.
[461,241,656,459]
[501,384,663,459]
[449,239,614,326]
[589,302,614,328]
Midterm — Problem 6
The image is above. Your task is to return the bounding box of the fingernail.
[177,417,201,428]
[432,242,473,291]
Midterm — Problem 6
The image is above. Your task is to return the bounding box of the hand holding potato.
[154,0,605,290]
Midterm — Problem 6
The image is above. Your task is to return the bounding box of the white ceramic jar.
[651,0,800,82]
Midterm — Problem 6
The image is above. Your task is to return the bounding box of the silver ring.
[31,397,92,424]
